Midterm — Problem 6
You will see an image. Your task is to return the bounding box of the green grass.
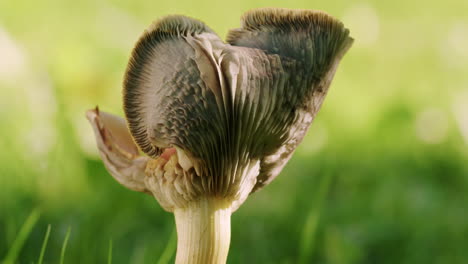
[157,228,177,264]
[59,227,71,264]
[2,209,40,264]
[108,239,113,264]
[298,170,334,264]
[38,224,51,264]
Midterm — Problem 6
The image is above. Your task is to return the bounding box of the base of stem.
[174,197,232,264]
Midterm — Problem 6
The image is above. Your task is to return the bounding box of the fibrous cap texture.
[118,8,353,211]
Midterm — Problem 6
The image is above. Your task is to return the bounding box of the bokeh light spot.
[342,4,380,47]
[415,108,449,144]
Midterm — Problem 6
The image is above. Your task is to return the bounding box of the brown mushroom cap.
[121,8,352,210]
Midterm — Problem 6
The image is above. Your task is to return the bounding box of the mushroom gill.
[87,8,352,264]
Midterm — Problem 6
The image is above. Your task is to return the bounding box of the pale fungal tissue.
[86,8,353,264]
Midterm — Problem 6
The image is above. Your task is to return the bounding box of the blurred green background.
[1,0,467,263]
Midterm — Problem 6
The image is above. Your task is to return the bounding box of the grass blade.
[107,239,113,264]
[2,208,41,264]
[298,170,334,264]
[38,224,51,264]
[156,228,176,264]
[59,226,71,264]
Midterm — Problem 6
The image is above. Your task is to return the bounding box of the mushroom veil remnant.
[87,8,352,264]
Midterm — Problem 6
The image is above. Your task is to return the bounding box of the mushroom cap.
[122,8,352,209]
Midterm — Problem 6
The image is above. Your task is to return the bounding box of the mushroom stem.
[174,196,232,264]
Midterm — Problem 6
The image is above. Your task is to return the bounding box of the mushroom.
[86,8,352,264]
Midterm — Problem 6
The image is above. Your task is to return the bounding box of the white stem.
[174,197,232,264]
